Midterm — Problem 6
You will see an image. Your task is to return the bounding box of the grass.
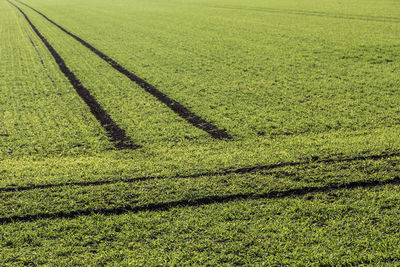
[1,0,400,264]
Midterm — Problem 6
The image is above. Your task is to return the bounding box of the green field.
[1,0,400,264]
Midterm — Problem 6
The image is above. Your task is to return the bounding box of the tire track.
[1,151,399,193]
[9,1,140,150]
[23,28,57,87]
[212,5,400,23]
[0,176,399,225]
[15,0,232,139]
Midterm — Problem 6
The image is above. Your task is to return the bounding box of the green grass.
[1,0,400,264]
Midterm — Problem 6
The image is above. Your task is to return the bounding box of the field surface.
[1,0,400,264]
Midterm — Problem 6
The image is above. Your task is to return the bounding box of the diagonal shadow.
[0,176,399,225]
[1,151,399,193]
[8,1,140,150]
[14,0,232,140]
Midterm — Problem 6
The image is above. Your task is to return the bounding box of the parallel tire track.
[212,5,400,23]
[1,151,399,193]
[9,1,140,150]
[1,176,399,224]
[15,0,232,139]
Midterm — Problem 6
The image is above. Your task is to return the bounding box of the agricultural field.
[1,0,400,264]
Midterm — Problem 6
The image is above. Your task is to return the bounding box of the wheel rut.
[15,0,232,139]
[0,176,399,225]
[212,5,400,23]
[1,151,399,193]
[9,1,140,150]
[24,29,57,87]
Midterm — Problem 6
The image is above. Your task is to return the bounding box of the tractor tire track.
[9,1,140,150]
[212,5,400,23]
[1,151,399,193]
[15,0,232,139]
[0,176,399,224]
[24,28,57,87]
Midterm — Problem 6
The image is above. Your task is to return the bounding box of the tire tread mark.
[9,1,140,150]
[1,151,399,193]
[0,176,399,224]
[24,29,57,87]
[212,5,400,23]
[15,0,232,139]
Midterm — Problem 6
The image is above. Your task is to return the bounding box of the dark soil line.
[15,0,232,140]
[24,29,57,87]
[1,177,399,225]
[212,5,400,23]
[9,1,140,150]
[1,151,399,193]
